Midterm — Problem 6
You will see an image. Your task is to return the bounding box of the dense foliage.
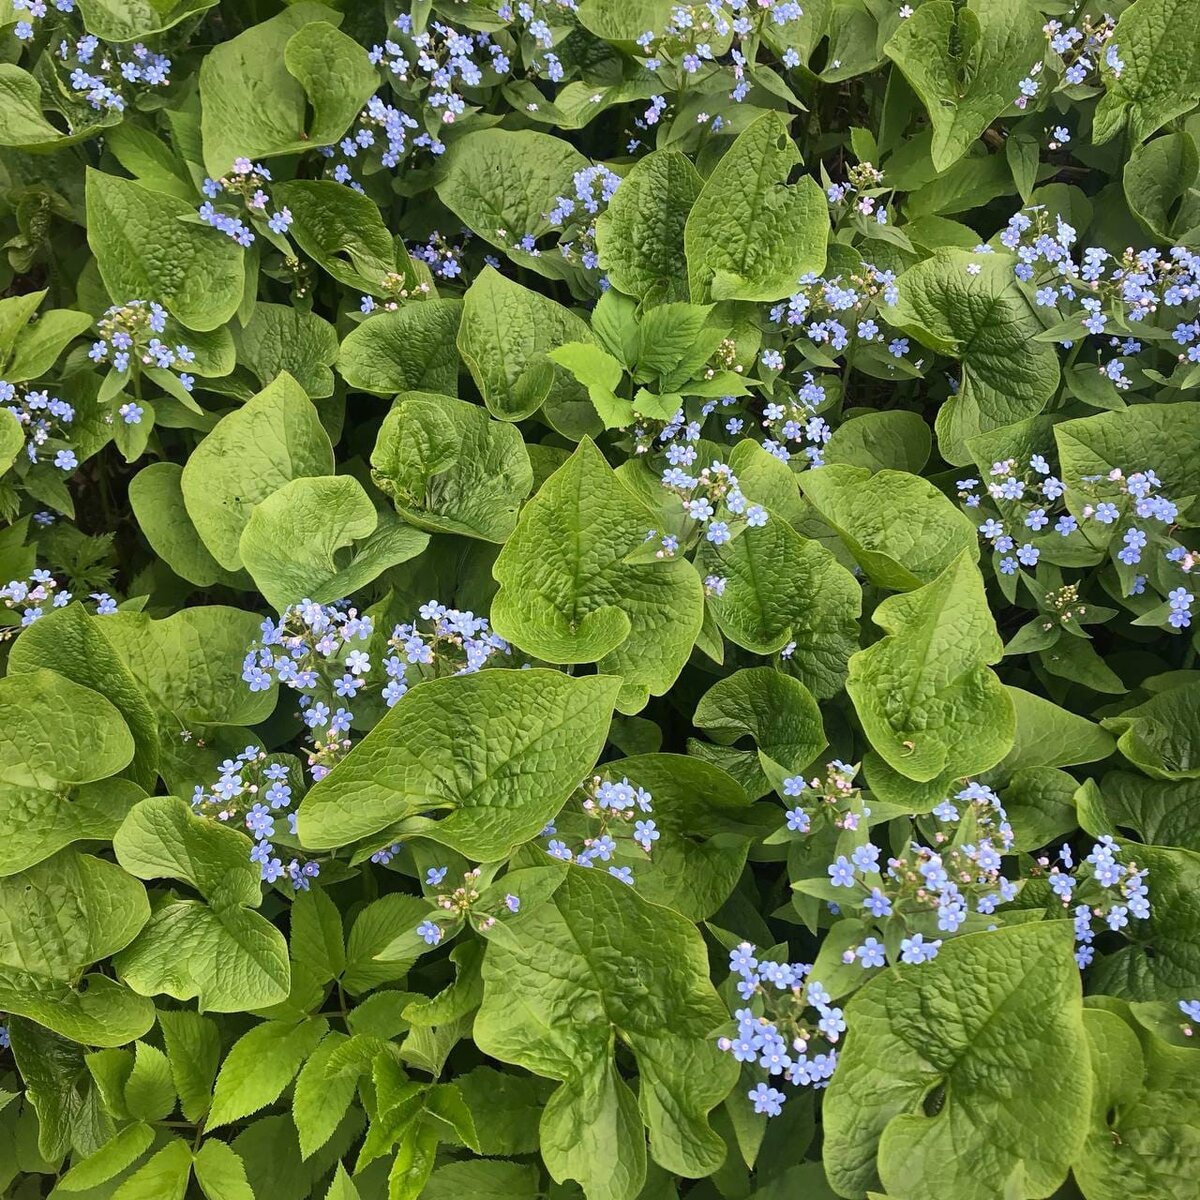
[0,0,1199,1196]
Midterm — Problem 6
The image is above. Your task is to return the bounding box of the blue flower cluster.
[543,775,656,885]
[89,301,195,406]
[10,0,75,41]
[717,942,844,1117]
[1180,999,1200,1037]
[417,866,522,947]
[191,747,319,890]
[1014,15,1120,110]
[1,572,117,627]
[545,166,622,272]
[200,159,292,246]
[1,382,74,470]
[960,456,1196,628]
[1045,838,1150,969]
[57,35,171,111]
[243,598,509,782]
[650,454,767,558]
[410,230,469,280]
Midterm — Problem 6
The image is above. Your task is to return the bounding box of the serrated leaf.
[206,1019,328,1131]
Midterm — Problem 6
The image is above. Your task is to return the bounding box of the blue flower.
[749,1082,786,1117]
[828,856,855,887]
[425,866,448,886]
[417,920,443,945]
[855,938,885,968]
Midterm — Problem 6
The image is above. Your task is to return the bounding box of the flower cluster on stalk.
[542,775,657,885]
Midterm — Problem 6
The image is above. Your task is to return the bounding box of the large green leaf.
[457,267,592,422]
[1092,0,1200,145]
[847,552,1014,781]
[799,465,979,590]
[0,64,121,149]
[884,0,1044,170]
[370,392,532,543]
[1101,679,1200,781]
[240,475,429,611]
[114,796,291,1012]
[1074,1001,1200,1200]
[491,438,704,712]
[337,301,463,396]
[684,112,828,302]
[180,373,335,571]
[8,603,159,791]
[435,128,591,271]
[77,0,218,40]
[235,304,340,400]
[596,149,703,301]
[475,868,737,1200]
[1054,404,1200,520]
[1077,771,1200,852]
[891,249,1060,465]
[85,168,244,332]
[697,510,862,699]
[0,850,153,1046]
[199,5,376,176]
[297,669,621,856]
[823,922,1090,1200]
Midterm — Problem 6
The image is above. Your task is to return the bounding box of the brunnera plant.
[0,0,1198,1197]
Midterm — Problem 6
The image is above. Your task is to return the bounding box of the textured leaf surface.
[823,922,1089,1199]
[847,553,1014,781]
[297,669,620,855]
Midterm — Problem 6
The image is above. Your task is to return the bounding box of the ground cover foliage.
[0,0,1198,1196]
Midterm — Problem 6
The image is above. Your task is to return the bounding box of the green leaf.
[109,1137,193,1200]
[235,304,340,399]
[685,112,828,302]
[1124,132,1200,243]
[435,129,591,270]
[998,685,1115,773]
[823,923,1090,1200]
[1093,0,1200,145]
[457,266,593,422]
[128,463,247,589]
[77,0,218,40]
[422,1160,541,1200]
[342,893,431,994]
[113,797,291,1012]
[297,669,620,855]
[490,438,704,712]
[595,150,703,301]
[692,668,827,798]
[180,373,335,571]
[85,168,244,333]
[591,754,762,919]
[0,64,120,149]
[193,1138,256,1200]
[3,309,94,382]
[289,887,346,986]
[891,249,1060,465]
[1074,1001,1200,1200]
[799,465,979,590]
[847,552,1015,781]
[695,509,862,699]
[371,392,532,542]
[240,475,429,611]
[292,1032,357,1159]
[337,301,463,396]
[271,180,403,293]
[57,1121,154,1192]
[1078,771,1200,852]
[0,408,22,474]
[476,868,738,1199]
[1054,403,1200,518]
[324,1163,361,1200]
[207,1019,328,1131]
[199,7,376,177]
[884,0,1044,171]
[124,1042,175,1123]
[823,410,933,475]
[158,1009,221,1124]
[0,850,152,1046]
[1101,679,1200,781]
[8,602,159,793]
